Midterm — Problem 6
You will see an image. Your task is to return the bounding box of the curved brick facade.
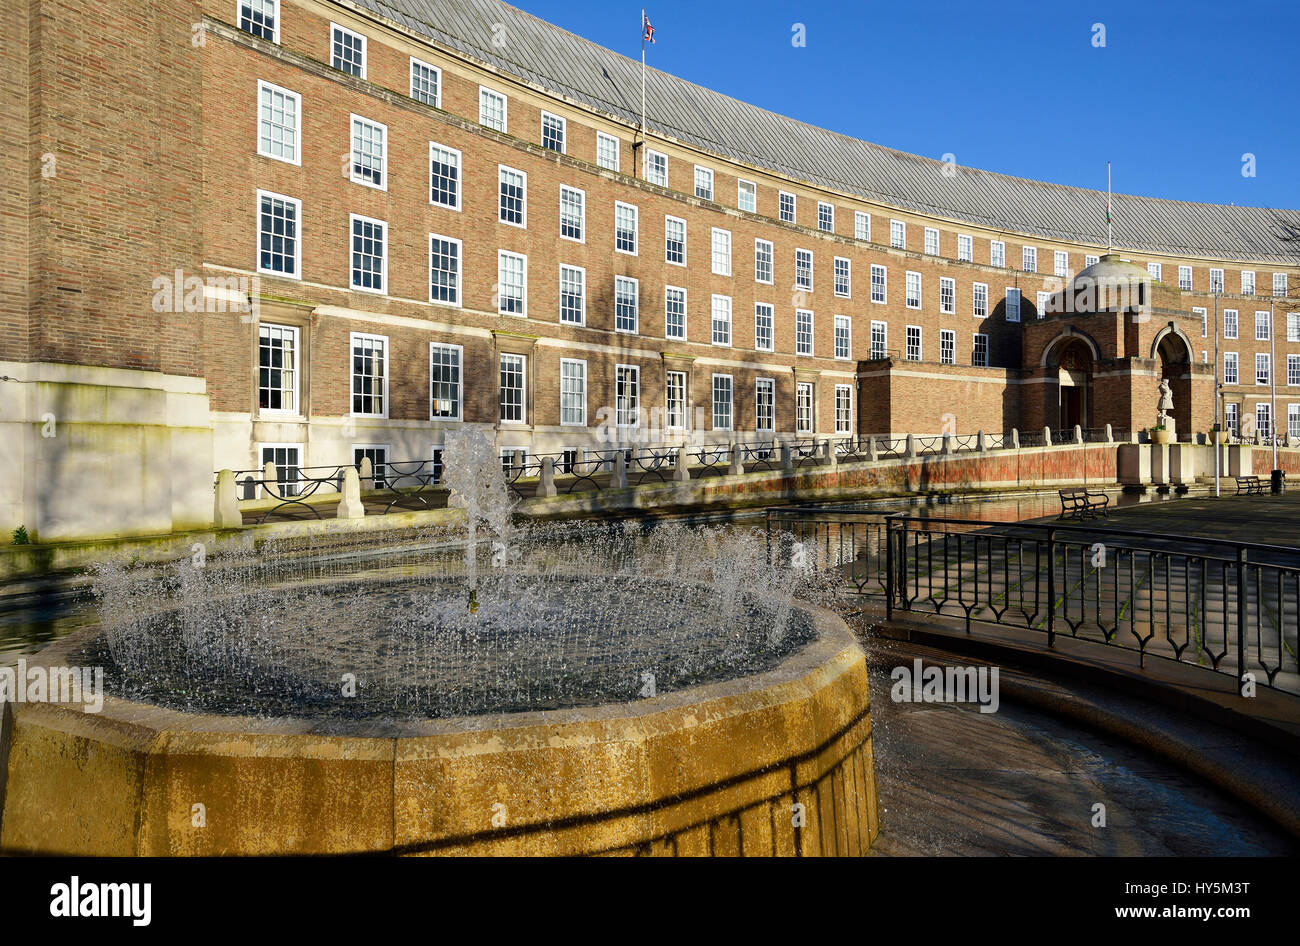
[3,0,1299,537]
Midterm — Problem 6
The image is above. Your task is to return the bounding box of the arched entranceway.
[1049,338,1095,432]
[1155,332,1193,439]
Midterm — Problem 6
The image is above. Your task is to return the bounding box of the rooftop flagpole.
[640,8,647,157]
[1106,162,1113,254]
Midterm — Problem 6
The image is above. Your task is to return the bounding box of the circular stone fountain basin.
[0,602,877,856]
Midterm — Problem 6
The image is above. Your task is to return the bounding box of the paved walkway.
[1033,490,1300,550]
[860,634,1299,856]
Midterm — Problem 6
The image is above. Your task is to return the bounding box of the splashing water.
[83,519,829,723]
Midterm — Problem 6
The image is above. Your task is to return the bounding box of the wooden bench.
[1058,487,1109,520]
[1234,475,1268,495]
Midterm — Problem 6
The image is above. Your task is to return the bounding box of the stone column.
[536,456,558,498]
[359,456,374,489]
[213,470,243,530]
[1011,428,1020,449]
[262,461,280,499]
[611,450,629,488]
[942,433,954,455]
[977,430,989,452]
[1043,427,1052,447]
[779,443,794,473]
[729,443,746,475]
[336,467,366,519]
[674,447,692,482]
[904,434,917,458]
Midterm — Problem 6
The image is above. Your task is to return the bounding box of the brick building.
[3,0,1299,540]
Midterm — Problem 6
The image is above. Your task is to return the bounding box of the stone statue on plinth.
[1156,379,1174,428]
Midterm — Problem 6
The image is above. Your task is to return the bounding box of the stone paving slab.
[1034,492,1300,551]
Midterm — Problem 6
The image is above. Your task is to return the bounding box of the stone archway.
[1155,331,1193,439]
[1046,338,1095,432]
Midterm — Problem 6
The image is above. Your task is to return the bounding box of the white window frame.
[559,185,585,243]
[666,370,686,430]
[796,382,814,434]
[259,443,302,495]
[616,364,641,429]
[498,353,527,425]
[1005,287,1021,323]
[889,219,905,249]
[540,110,567,154]
[854,211,871,241]
[559,358,587,427]
[755,378,776,433]
[330,22,366,78]
[795,309,814,356]
[711,294,732,347]
[665,285,687,340]
[1193,306,1207,338]
[990,240,1005,268]
[834,314,851,360]
[754,239,774,285]
[712,228,732,276]
[754,302,774,352]
[239,0,280,43]
[257,80,301,166]
[349,114,387,190]
[478,86,507,132]
[596,131,620,172]
[1242,271,1256,296]
[1256,352,1271,386]
[924,227,939,255]
[973,282,989,319]
[349,213,387,295]
[869,319,887,359]
[940,276,955,314]
[559,263,586,325]
[428,141,462,211]
[1256,310,1272,341]
[737,179,757,214]
[664,214,686,266]
[711,374,734,432]
[957,233,972,262]
[1210,268,1225,293]
[614,275,639,335]
[973,333,989,367]
[1021,246,1037,273]
[409,56,442,108]
[428,232,462,307]
[779,191,796,223]
[940,329,956,365]
[794,248,813,291]
[644,148,668,187]
[497,249,527,317]
[1224,351,1239,386]
[349,331,388,419]
[870,264,887,304]
[905,271,922,309]
[255,189,301,278]
[834,257,851,298]
[497,164,527,228]
[1179,265,1193,291]
[1224,309,1239,340]
[615,202,638,256]
[905,324,922,361]
[694,165,714,200]
[1054,250,1069,278]
[429,342,463,421]
[834,384,853,434]
[258,323,300,415]
[818,201,835,233]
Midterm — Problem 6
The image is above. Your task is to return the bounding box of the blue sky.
[511,0,1300,209]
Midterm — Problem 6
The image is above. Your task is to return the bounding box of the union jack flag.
[643,14,655,44]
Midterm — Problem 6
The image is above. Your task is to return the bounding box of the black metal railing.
[765,507,1300,696]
